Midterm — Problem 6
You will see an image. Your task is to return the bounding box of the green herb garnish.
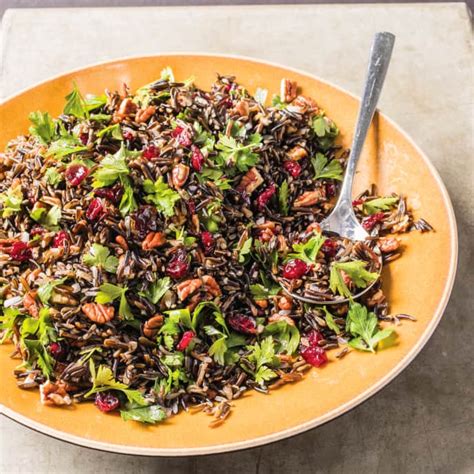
[363,196,399,215]
[95,283,133,320]
[28,111,56,144]
[0,183,23,217]
[143,177,180,217]
[287,233,326,265]
[83,244,119,273]
[329,260,379,298]
[311,153,343,181]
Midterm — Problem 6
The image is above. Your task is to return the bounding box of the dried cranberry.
[86,198,106,222]
[325,183,337,197]
[283,161,302,178]
[172,126,192,147]
[8,242,32,261]
[52,230,68,248]
[352,198,364,206]
[79,133,89,145]
[95,391,120,413]
[200,231,214,254]
[166,249,190,279]
[49,341,67,361]
[190,145,204,171]
[307,329,324,346]
[282,259,309,279]
[94,183,124,204]
[122,130,134,141]
[321,239,338,258]
[177,330,196,351]
[186,199,196,215]
[228,313,257,335]
[142,144,160,160]
[132,205,158,239]
[223,84,232,93]
[30,226,45,238]
[256,183,276,210]
[65,164,89,186]
[301,345,328,367]
[362,212,385,231]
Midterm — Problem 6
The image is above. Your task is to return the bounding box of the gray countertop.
[0,4,472,473]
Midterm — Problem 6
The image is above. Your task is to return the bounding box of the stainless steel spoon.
[280,32,395,305]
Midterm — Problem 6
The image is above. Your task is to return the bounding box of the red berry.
[321,239,338,258]
[352,198,364,206]
[282,259,309,279]
[228,313,257,335]
[49,341,67,361]
[95,391,120,412]
[166,249,189,279]
[30,226,45,238]
[223,84,232,93]
[52,230,68,248]
[122,130,134,141]
[200,231,214,254]
[362,212,385,231]
[325,183,337,197]
[283,161,302,178]
[79,133,89,145]
[8,242,32,261]
[94,183,124,204]
[86,198,106,222]
[65,164,89,186]
[142,144,160,160]
[256,183,276,210]
[177,330,195,351]
[307,329,324,346]
[172,126,192,147]
[301,345,328,367]
[191,145,204,171]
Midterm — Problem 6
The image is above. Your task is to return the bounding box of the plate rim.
[0,52,459,457]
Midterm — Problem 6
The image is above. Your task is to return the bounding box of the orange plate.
[0,55,457,456]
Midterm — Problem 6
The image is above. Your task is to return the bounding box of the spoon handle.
[336,32,395,206]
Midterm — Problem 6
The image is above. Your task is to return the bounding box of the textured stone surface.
[0,4,472,473]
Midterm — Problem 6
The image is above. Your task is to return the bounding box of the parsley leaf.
[120,405,167,424]
[0,307,24,343]
[249,283,280,300]
[142,277,172,304]
[196,167,231,191]
[28,111,56,144]
[311,115,339,149]
[321,306,340,334]
[363,196,399,215]
[0,183,23,217]
[29,205,62,230]
[271,95,287,110]
[64,82,89,119]
[143,177,180,217]
[311,153,343,181]
[45,168,64,186]
[47,135,88,159]
[118,177,138,216]
[278,180,289,216]
[346,302,394,352]
[329,260,379,298]
[215,133,262,174]
[84,94,108,112]
[83,244,119,273]
[95,283,133,320]
[85,360,147,405]
[161,66,175,82]
[96,123,123,141]
[92,145,137,188]
[287,233,326,264]
[37,277,67,305]
[237,237,253,263]
[263,321,300,355]
[246,336,278,384]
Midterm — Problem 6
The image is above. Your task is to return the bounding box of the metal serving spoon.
[280,32,395,305]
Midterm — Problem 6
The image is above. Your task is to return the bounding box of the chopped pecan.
[254,299,268,309]
[112,98,138,123]
[236,167,264,194]
[50,292,78,306]
[135,105,157,123]
[233,100,250,117]
[115,235,129,250]
[82,303,115,324]
[281,78,298,103]
[176,278,202,301]
[278,295,293,311]
[256,221,277,242]
[39,381,72,406]
[287,145,308,161]
[23,291,39,318]
[171,164,190,189]
[294,189,325,208]
[306,222,322,234]
[202,275,222,297]
[143,314,164,338]
[291,95,319,114]
[365,289,386,307]
[268,313,295,326]
[142,231,166,250]
[378,237,401,253]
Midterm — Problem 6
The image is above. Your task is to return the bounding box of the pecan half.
[287,145,308,161]
[82,303,115,324]
[236,167,264,194]
[143,314,164,338]
[233,100,250,117]
[23,291,39,318]
[202,275,222,297]
[291,95,319,114]
[176,278,202,301]
[112,98,138,123]
[281,78,298,103]
[39,381,72,406]
[135,105,157,123]
[268,313,295,326]
[171,164,190,189]
[293,189,325,208]
[142,231,166,250]
[378,237,401,253]
[277,295,293,311]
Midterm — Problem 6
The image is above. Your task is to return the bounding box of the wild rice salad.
[0,68,431,425]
